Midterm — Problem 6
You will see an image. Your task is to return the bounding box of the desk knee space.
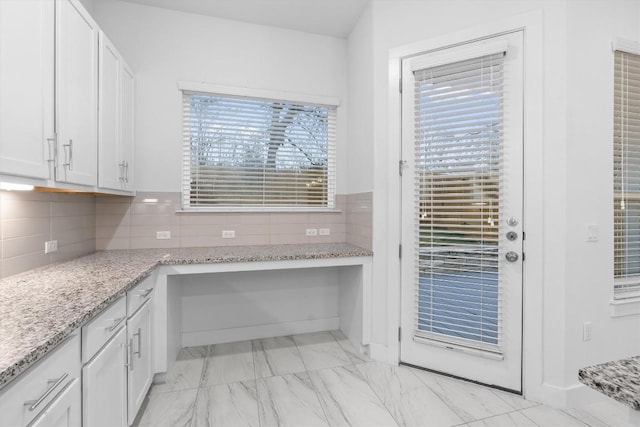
[151,257,372,378]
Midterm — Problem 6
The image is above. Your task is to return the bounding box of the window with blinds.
[414,52,504,351]
[614,49,640,298]
[181,91,336,209]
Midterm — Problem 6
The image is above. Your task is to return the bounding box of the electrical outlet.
[306,228,318,236]
[44,240,58,254]
[586,224,599,242]
[222,230,236,239]
[156,231,171,240]
[319,228,330,236]
[583,322,593,341]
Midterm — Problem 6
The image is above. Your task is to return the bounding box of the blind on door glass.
[413,52,504,353]
[182,91,336,209]
[614,50,640,298]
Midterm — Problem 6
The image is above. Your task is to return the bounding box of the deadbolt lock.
[505,251,519,262]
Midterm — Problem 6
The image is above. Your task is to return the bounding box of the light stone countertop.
[0,243,372,390]
[579,356,640,410]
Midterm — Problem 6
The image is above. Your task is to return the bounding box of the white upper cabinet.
[0,0,55,180]
[55,0,98,187]
[98,33,122,190]
[121,62,135,191]
[0,0,134,192]
[98,33,135,192]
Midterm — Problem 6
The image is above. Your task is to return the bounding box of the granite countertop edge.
[578,356,640,411]
[0,243,372,391]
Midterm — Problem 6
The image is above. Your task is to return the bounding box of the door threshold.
[400,362,522,396]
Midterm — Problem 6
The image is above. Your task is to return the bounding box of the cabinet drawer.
[127,276,154,317]
[82,296,126,363]
[0,333,81,427]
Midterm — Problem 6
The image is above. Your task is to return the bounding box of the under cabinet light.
[0,182,34,191]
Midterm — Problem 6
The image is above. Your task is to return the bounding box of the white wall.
[563,0,640,390]
[346,2,374,194]
[179,268,340,346]
[93,0,348,193]
[350,0,640,407]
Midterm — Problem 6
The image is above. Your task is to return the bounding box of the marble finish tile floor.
[135,331,634,427]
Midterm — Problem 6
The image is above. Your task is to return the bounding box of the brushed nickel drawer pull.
[140,288,153,298]
[106,316,126,332]
[24,373,69,411]
[133,328,141,358]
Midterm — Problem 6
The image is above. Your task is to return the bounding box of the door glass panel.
[414,53,503,352]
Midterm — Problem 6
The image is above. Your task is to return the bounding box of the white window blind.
[614,49,640,298]
[414,52,504,352]
[182,91,336,210]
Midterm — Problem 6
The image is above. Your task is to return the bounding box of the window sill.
[610,297,640,317]
[176,208,343,214]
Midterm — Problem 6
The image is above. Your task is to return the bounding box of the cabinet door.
[128,300,152,425]
[0,0,54,179]
[55,0,98,186]
[29,378,81,427]
[83,327,127,427]
[121,62,135,190]
[98,33,122,191]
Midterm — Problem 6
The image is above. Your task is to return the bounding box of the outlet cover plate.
[45,240,58,253]
[156,231,171,240]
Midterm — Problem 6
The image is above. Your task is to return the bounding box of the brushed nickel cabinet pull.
[24,373,69,411]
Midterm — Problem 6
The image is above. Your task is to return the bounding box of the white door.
[128,300,152,425]
[82,326,127,427]
[400,31,524,392]
[56,0,98,186]
[0,0,54,179]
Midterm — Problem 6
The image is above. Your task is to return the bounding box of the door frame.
[383,11,543,400]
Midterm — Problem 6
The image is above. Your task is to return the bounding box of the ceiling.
[117,0,371,38]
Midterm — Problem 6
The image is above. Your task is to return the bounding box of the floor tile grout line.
[250,339,264,427]
[561,408,601,427]
[298,332,348,427]
[490,386,542,412]
[522,404,601,427]
[349,363,404,427]
[403,364,471,425]
[455,407,542,426]
[188,344,211,427]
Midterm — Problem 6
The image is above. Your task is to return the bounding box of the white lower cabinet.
[80,284,154,427]
[127,299,153,425]
[0,333,81,427]
[82,326,127,427]
[0,285,155,427]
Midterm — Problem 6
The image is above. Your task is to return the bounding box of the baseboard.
[181,317,341,346]
[525,381,606,409]
[369,343,398,365]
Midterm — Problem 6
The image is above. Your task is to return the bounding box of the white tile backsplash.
[95,191,369,250]
[0,190,96,279]
[0,189,372,278]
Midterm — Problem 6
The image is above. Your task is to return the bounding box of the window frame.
[178,82,340,212]
[613,39,640,300]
